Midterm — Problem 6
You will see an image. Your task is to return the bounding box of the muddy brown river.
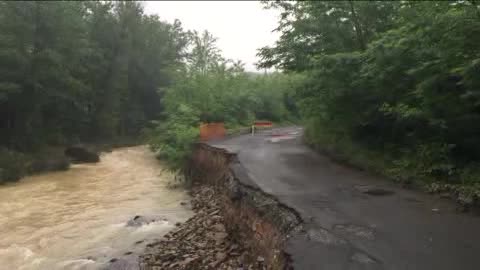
[0,146,192,270]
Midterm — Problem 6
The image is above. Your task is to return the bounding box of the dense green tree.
[258,0,399,70]
[0,1,90,148]
[186,30,223,75]
[259,1,480,193]
[0,1,187,150]
[0,0,195,182]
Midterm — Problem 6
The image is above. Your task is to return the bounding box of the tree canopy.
[259,0,480,193]
[0,1,186,149]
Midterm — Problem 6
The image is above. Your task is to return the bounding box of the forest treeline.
[0,1,184,149]
[258,1,480,200]
[0,1,298,181]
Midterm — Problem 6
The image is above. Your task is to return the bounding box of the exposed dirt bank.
[140,185,259,269]
[139,143,302,270]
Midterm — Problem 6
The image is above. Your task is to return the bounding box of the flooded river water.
[0,146,192,270]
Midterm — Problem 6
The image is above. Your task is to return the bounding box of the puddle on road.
[354,185,395,196]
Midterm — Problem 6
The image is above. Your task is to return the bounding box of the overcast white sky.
[143,1,280,72]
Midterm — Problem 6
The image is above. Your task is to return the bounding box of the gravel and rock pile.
[140,185,266,270]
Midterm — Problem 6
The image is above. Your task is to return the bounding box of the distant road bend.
[210,126,480,270]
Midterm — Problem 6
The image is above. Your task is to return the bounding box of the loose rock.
[64,145,99,163]
[139,185,265,270]
[126,215,160,227]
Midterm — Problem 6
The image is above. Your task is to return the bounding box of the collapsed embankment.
[139,142,303,269]
[186,143,303,269]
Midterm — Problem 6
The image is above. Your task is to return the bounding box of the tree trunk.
[348,0,366,51]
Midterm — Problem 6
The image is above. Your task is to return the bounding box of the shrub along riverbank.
[0,137,142,184]
[0,147,70,184]
[146,30,302,169]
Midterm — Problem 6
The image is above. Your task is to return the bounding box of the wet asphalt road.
[210,126,480,270]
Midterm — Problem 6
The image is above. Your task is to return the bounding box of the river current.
[0,146,192,270]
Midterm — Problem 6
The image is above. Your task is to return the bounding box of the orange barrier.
[254,121,273,127]
[200,122,226,141]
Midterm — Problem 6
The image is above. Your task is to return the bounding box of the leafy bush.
[147,30,300,169]
[148,104,200,169]
[0,148,28,183]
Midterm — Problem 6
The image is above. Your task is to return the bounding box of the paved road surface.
[210,126,480,270]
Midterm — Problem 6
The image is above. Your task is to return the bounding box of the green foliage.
[0,145,72,184]
[261,1,480,199]
[0,1,186,150]
[0,148,27,183]
[147,30,300,168]
[148,104,200,169]
[0,1,300,177]
[258,1,399,70]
